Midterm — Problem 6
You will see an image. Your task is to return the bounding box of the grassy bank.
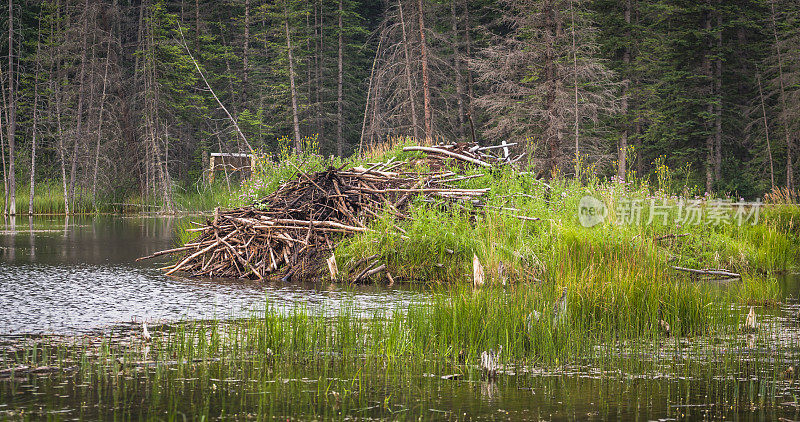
[205,137,798,285]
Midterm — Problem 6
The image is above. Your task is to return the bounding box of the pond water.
[0,215,420,335]
[0,215,799,420]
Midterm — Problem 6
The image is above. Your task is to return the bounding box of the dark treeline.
[0,0,798,213]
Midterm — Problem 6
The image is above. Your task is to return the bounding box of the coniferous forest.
[0,0,798,213]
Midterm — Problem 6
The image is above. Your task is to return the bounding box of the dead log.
[403,146,492,168]
[670,266,741,279]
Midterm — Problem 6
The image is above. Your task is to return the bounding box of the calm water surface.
[1,215,799,420]
[0,215,420,335]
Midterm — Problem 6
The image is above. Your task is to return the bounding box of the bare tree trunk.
[635,118,642,175]
[195,0,200,50]
[55,81,68,215]
[714,7,722,182]
[369,69,380,146]
[51,0,68,214]
[177,25,252,152]
[70,0,91,212]
[6,0,15,215]
[0,83,5,214]
[337,0,343,156]
[92,41,111,209]
[703,7,713,193]
[770,0,794,190]
[305,10,312,130]
[398,0,419,139]
[284,0,302,151]
[145,8,172,212]
[570,0,579,177]
[416,0,432,142]
[618,0,631,182]
[29,17,42,215]
[242,0,249,101]
[359,31,383,154]
[757,72,775,190]
[314,0,322,139]
[450,1,465,140]
[544,0,558,173]
[463,0,475,123]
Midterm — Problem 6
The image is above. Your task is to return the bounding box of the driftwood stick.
[505,214,541,221]
[402,146,492,168]
[361,264,386,280]
[166,231,235,276]
[475,142,518,151]
[655,233,690,241]
[353,261,381,283]
[437,174,485,183]
[671,266,741,278]
[136,242,214,261]
[352,254,379,270]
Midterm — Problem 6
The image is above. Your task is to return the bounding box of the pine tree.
[473,0,618,176]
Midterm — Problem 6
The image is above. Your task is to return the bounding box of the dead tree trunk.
[284,1,302,151]
[7,0,15,215]
[69,0,91,212]
[770,0,794,190]
[757,72,775,190]
[359,31,383,154]
[450,1,465,140]
[569,0,579,177]
[399,0,419,140]
[242,0,249,101]
[29,16,42,215]
[703,7,714,193]
[618,0,631,182]
[714,7,722,182]
[0,81,6,214]
[416,0,432,142]
[337,0,344,156]
[92,41,111,209]
[52,0,68,214]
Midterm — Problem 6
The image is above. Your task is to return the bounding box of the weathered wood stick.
[655,233,690,241]
[353,260,381,283]
[268,218,371,232]
[504,214,541,221]
[136,242,214,261]
[358,187,490,195]
[671,266,741,278]
[475,143,517,152]
[361,264,386,280]
[437,174,485,183]
[402,146,492,168]
[165,233,230,276]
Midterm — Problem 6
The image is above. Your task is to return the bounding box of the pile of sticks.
[139,153,491,281]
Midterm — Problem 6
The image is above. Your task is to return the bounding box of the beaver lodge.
[139,142,521,282]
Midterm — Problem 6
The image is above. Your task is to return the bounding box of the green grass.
[11,182,97,214]
[1,277,794,419]
[333,164,798,286]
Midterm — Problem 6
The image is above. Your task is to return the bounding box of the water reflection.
[0,215,421,335]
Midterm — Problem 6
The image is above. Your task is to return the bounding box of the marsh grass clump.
[332,141,798,287]
[2,281,796,420]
